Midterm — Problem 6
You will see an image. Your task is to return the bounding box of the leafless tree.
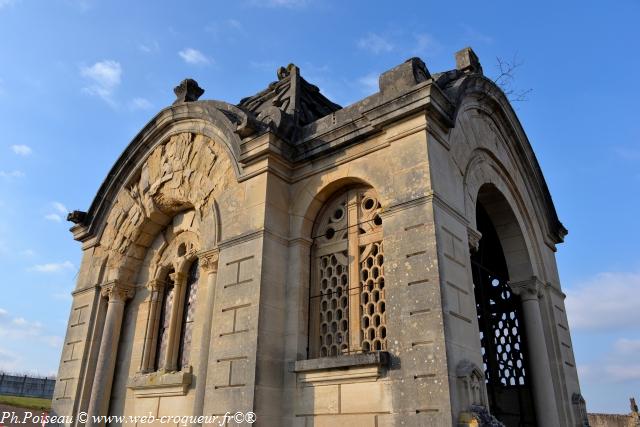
[492,54,532,103]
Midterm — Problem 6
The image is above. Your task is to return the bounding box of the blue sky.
[0,0,638,414]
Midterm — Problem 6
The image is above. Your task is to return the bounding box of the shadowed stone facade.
[53,48,587,426]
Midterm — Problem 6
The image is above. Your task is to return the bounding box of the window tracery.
[310,187,386,357]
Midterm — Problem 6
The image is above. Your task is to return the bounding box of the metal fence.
[0,373,55,399]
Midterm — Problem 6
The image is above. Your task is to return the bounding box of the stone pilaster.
[86,280,135,426]
[510,277,561,427]
[192,249,219,425]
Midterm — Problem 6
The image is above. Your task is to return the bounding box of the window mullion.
[347,190,361,354]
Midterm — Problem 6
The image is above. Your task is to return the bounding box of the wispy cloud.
[45,213,62,222]
[580,338,640,383]
[138,40,160,54]
[20,249,35,257]
[178,48,211,65]
[11,144,32,156]
[357,72,379,94]
[615,146,640,161]
[30,260,74,273]
[247,0,309,8]
[357,33,394,54]
[411,33,442,56]
[0,170,25,179]
[0,309,63,352]
[45,201,68,222]
[80,60,122,105]
[128,97,153,111]
[0,0,19,10]
[566,271,640,331]
[460,24,494,45]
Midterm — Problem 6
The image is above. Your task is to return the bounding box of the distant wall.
[0,373,55,399]
[588,413,635,427]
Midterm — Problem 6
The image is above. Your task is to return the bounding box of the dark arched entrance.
[471,199,536,426]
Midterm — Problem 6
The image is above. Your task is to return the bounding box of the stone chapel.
[52,48,588,426]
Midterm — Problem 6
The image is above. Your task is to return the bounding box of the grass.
[0,395,51,411]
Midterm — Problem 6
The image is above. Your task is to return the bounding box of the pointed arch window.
[309,187,386,358]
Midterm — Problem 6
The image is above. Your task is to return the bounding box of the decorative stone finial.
[173,78,204,104]
[277,63,299,80]
[379,57,431,94]
[67,210,87,224]
[455,47,483,75]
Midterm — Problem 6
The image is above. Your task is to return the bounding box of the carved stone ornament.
[146,278,166,292]
[173,78,204,104]
[100,280,135,302]
[199,249,220,273]
[508,277,543,302]
[467,227,482,253]
[67,210,87,224]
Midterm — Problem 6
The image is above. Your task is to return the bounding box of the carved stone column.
[510,277,560,427]
[165,270,187,371]
[193,249,219,425]
[140,279,165,373]
[86,280,135,426]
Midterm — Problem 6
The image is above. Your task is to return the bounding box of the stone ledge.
[127,368,192,398]
[292,351,389,373]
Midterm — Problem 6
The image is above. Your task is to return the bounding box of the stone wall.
[588,413,636,427]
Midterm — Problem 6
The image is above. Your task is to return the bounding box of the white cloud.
[138,41,160,54]
[566,272,640,331]
[128,97,153,111]
[460,24,494,45]
[45,213,62,222]
[11,144,32,156]
[357,33,394,54]
[30,261,74,273]
[580,338,640,383]
[357,72,379,94]
[80,60,122,104]
[411,33,442,56]
[248,0,308,7]
[0,308,7,317]
[0,0,18,10]
[178,48,211,65]
[20,249,35,257]
[52,201,68,214]
[0,170,24,179]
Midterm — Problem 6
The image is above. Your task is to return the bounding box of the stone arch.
[463,149,540,282]
[449,75,566,246]
[96,130,234,284]
[290,175,378,241]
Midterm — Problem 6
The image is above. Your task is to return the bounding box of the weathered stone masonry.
[53,48,587,426]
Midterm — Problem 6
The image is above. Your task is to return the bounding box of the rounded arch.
[290,175,379,240]
[448,74,566,247]
[463,150,540,282]
[83,100,246,244]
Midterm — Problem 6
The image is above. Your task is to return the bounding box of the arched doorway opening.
[470,185,536,426]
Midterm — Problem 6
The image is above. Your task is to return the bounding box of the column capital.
[467,227,482,253]
[146,278,166,292]
[100,280,135,302]
[509,276,544,302]
[199,249,220,273]
[169,270,187,286]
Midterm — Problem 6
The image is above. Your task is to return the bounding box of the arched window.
[145,258,201,373]
[309,187,386,358]
[177,260,200,370]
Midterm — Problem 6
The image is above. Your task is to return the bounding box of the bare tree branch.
[492,54,532,103]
